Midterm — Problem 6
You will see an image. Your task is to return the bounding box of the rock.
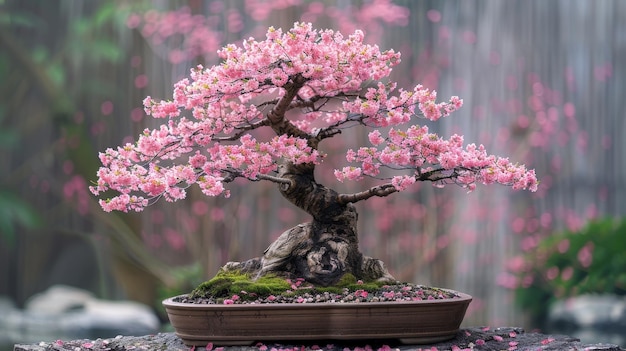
[3,285,160,345]
[548,294,626,346]
[70,298,161,337]
[25,285,94,315]
[0,296,18,350]
[0,295,16,311]
[13,327,626,351]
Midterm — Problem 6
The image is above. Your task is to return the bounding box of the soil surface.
[176,282,461,305]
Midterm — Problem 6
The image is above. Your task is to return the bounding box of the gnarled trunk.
[223,163,396,286]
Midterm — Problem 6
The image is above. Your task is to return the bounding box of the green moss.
[190,270,291,300]
[313,273,386,294]
[190,270,389,301]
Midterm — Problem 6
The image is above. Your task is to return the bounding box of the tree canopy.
[91,22,537,213]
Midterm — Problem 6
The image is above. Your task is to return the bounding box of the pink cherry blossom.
[92,22,537,213]
[541,338,555,345]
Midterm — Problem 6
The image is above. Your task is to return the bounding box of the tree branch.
[255,173,294,186]
[266,75,310,140]
[417,167,461,182]
[337,183,398,204]
[221,168,294,190]
[338,167,473,205]
[315,128,342,140]
[211,118,270,141]
[256,98,279,110]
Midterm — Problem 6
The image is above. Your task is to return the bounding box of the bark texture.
[222,77,397,286]
[223,163,396,286]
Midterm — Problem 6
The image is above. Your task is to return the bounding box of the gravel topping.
[175,282,462,305]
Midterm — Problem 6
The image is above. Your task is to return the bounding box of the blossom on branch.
[91,22,537,213]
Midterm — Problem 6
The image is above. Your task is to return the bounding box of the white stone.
[25,285,94,315]
[549,294,626,328]
[3,285,160,344]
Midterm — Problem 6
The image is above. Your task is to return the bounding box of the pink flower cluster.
[92,22,402,212]
[91,132,319,212]
[127,7,223,64]
[92,22,537,212]
[342,82,464,127]
[335,124,538,192]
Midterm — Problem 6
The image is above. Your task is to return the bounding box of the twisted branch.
[337,183,397,204]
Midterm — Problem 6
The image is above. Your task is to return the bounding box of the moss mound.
[189,270,389,302]
[190,270,291,300]
[313,273,385,294]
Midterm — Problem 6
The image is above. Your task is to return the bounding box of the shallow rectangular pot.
[163,290,472,346]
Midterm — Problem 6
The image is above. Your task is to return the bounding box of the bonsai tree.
[91,22,538,287]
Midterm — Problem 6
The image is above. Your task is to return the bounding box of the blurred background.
[1,0,624,348]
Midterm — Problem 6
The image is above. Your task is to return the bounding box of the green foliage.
[0,105,18,148]
[0,106,42,248]
[67,3,123,64]
[157,263,205,300]
[155,263,205,318]
[0,1,171,306]
[514,218,626,323]
[0,9,42,28]
[0,190,42,248]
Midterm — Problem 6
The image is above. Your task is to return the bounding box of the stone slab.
[13,327,625,351]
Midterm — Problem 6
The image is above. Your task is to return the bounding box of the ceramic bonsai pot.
[163,290,472,346]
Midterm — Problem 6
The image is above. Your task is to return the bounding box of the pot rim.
[163,289,472,310]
